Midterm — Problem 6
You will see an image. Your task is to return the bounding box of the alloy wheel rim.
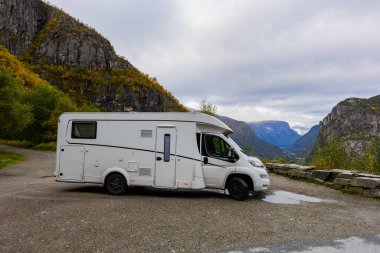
[110,177,123,192]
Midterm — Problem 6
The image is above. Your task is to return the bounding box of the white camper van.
[55,112,269,200]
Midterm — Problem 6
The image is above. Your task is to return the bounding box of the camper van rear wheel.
[227,177,249,201]
[105,173,127,195]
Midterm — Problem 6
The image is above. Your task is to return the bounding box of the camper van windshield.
[226,136,243,152]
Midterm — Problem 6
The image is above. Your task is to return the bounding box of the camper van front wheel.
[105,173,127,195]
[227,177,249,201]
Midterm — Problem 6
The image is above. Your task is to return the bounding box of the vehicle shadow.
[64,185,271,201]
[65,185,232,200]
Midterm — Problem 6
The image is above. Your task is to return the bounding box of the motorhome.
[55,112,270,200]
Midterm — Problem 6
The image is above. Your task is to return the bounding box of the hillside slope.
[0,45,92,142]
[0,0,186,112]
[217,116,285,159]
[311,95,380,173]
[248,121,301,148]
[287,125,320,159]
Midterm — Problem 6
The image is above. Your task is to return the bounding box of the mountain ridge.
[0,0,187,113]
[287,125,320,160]
[248,120,301,148]
[217,116,285,159]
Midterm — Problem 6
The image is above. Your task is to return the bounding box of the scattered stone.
[288,170,311,178]
[362,189,380,197]
[266,163,380,198]
[356,173,380,179]
[287,164,302,170]
[334,178,351,186]
[265,163,274,170]
[336,171,356,180]
[311,170,331,181]
[272,164,289,170]
[313,178,325,184]
[351,177,380,189]
[273,169,285,174]
[325,170,342,182]
[287,170,300,177]
[297,166,316,172]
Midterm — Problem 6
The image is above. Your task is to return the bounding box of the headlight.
[249,160,265,168]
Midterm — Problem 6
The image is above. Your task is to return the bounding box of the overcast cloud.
[48,0,380,128]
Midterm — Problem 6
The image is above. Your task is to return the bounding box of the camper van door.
[58,145,85,181]
[154,127,177,188]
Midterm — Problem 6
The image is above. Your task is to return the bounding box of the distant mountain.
[287,125,320,159]
[217,116,285,159]
[292,126,310,136]
[248,121,301,148]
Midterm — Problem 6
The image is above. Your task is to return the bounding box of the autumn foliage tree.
[200,98,217,116]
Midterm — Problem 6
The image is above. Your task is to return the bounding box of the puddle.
[262,190,322,204]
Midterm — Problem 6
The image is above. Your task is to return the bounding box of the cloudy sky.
[48,0,380,128]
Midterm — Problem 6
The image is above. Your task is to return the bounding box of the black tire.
[227,177,249,201]
[105,173,127,195]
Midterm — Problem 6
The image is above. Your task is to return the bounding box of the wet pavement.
[226,234,380,253]
[261,190,322,204]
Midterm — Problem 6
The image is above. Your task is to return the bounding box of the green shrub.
[0,71,33,139]
[311,138,380,175]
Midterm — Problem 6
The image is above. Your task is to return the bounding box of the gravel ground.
[1,145,380,253]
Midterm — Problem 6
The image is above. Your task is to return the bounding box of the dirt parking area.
[1,145,380,253]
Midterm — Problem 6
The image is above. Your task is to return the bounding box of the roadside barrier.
[265,163,380,198]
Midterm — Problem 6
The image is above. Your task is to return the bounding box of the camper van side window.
[204,135,231,159]
[71,122,97,139]
[164,134,170,162]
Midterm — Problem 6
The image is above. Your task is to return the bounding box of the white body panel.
[55,112,270,193]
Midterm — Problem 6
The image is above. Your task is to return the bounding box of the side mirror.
[227,148,236,162]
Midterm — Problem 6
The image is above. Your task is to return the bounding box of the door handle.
[156,157,162,161]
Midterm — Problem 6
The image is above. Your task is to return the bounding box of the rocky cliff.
[0,0,186,112]
[311,95,380,173]
[1,0,130,68]
[314,95,380,156]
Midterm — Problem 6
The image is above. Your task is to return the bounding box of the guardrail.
[265,163,380,198]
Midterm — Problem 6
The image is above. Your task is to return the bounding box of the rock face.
[0,0,185,112]
[314,95,380,156]
[0,0,48,55]
[0,0,130,69]
[217,115,285,159]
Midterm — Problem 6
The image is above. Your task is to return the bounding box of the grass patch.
[0,150,24,169]
[0,140,34,148]
[0,140,56,151]
[34,142,56,151]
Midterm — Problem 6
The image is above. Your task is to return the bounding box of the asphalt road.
[1,145,380,253]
